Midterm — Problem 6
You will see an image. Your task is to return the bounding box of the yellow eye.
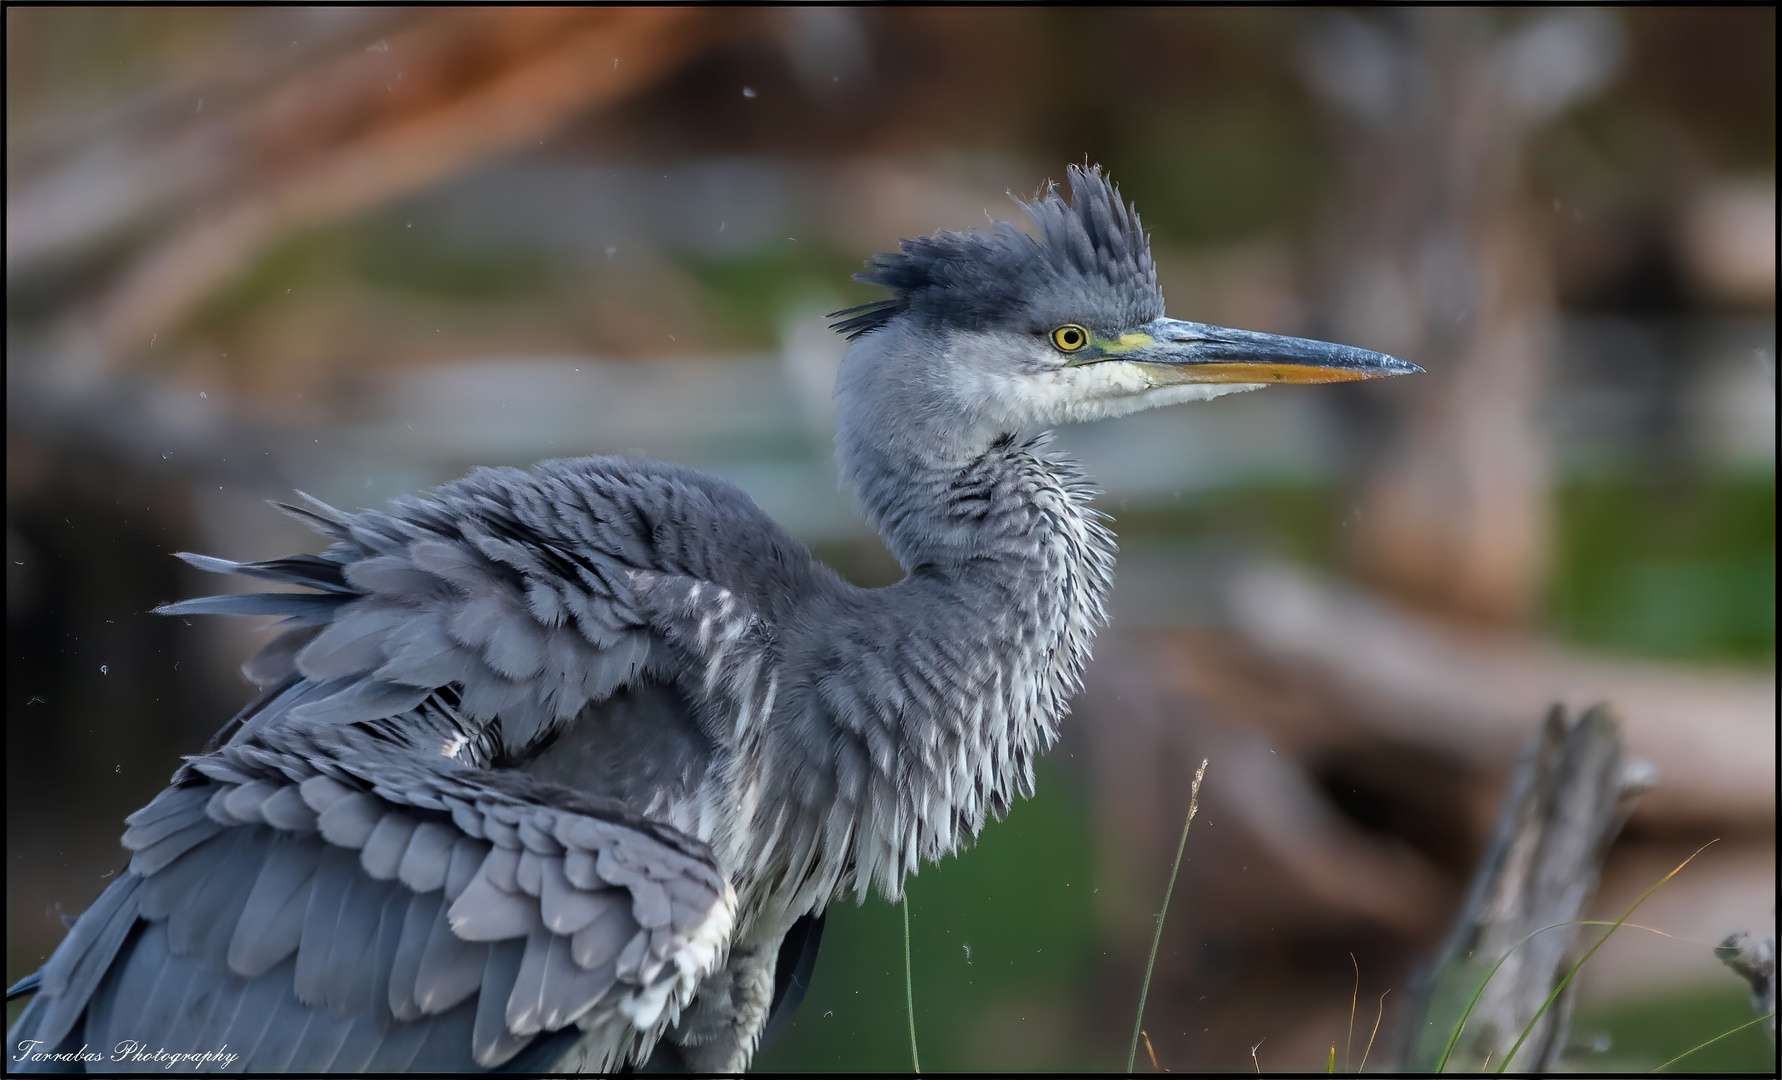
[1051,324,1089,352]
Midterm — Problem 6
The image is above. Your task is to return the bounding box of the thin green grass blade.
[1127,759,1208,1073]
[1651,1011,1775,1072]
[1429,921,1692,1071]
[1494,841,1717,1072]
[1434,924,1549,1072]
[903,895,920,1074]
[1432,842,1714,1072]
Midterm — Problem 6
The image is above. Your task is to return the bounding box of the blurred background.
[5,7,1773,1072]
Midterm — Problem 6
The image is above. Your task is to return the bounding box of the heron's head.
[830,165,1418,457]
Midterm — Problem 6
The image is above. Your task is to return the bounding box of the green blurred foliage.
[1108,482,1347,571]
[1108,95,1328,249]
[678,244,861,350]
[1067,10,1330,249]
[755,759,1103,1072]
[1551,473,1776,663]
[1107,470,1776,667]
[1573,984,1775,1072]
[196,217,561,332]
[193,227,350,328]
[349,218,559,303]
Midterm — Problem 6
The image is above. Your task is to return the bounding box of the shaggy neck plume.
[816,412,1116,903]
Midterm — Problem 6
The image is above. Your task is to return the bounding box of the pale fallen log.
[1220,559,1774,831]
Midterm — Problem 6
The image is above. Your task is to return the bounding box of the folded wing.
[12,720,734,1071]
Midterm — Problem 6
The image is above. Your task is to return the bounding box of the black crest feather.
[829,165,1163,340]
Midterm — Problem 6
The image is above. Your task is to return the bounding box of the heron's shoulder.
[314,455,805,574]
[352,455,838,623]
[395,455,788,540]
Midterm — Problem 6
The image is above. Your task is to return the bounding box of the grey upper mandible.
[7,165,1416,1073]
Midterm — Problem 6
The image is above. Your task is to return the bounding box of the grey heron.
[7,165,1417,1073]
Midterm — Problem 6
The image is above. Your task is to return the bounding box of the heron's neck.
[841,426,1083,569]
[826,429,1116,900]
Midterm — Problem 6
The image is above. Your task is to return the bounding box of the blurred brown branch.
[1074,558,1770,1068]
[13,8,713,379]
[1304,10,1625,625]
[1217,559,1775,831]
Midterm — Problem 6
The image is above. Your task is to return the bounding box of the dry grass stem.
[1346,952,1359,1071]
[1360,989,1389,1072]
[1127,758,1209,1072]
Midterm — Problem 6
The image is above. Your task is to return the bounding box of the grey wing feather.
[473,937,534,1066]
[283,998,356,1072]
[297,604,416,679]
[530,930,613,1032]
[290,677,435,726]
[156,591,347,622]
[121,922,206,1050]
[271,490,355,541]
[505,924,554,1036]
[570,900,637,970]
[295,844,359,1006]
[320,872,388,1019]
[155,457,825,764]
[363,883,409,1028]
[414,899,489,1014]
[195,948,288,1065]
[172,551,355,593]
[165,826,262,956]
[138,825,233,927]
[9,717,736,1072]
[445,833,487,896]
[118,784,215,855]
[319,1014,384,1073]
[388,890,444,1021]
[236,981,321,1073]
[229,838,318,977]
[398,820,456,893]
[360,811,418,880]
[10,457,832,1069]
[10,875,145,1054]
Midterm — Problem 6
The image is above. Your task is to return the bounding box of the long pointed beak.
[1114,318,1421,384]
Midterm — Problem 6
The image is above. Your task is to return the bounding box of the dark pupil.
[1061,328,1080,346]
